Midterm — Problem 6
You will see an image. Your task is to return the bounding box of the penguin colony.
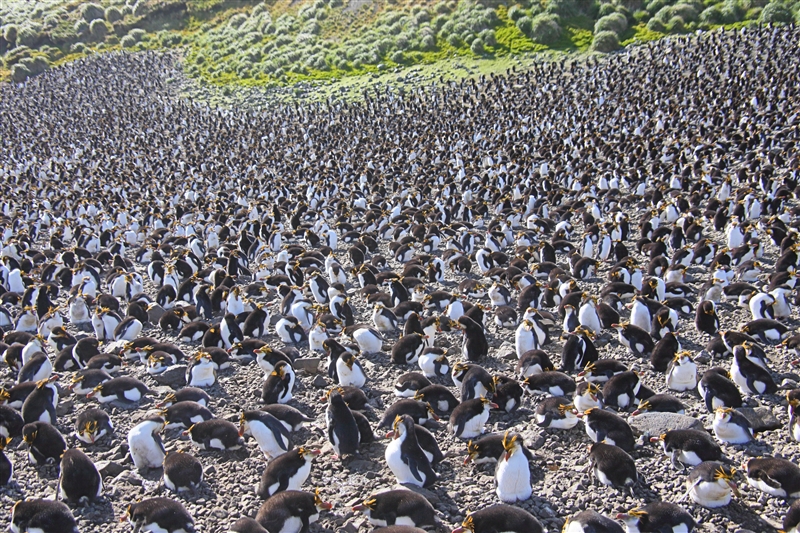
[1,24,800,533]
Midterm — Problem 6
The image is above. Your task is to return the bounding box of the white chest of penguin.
[385,437,426,485]
[495,451,531,502]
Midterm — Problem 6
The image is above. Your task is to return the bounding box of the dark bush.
[81,3,105,22]
[760,1,792,22]
[591,29,620,51]
[530,13,563,44]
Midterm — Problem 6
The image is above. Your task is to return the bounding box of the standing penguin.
[22,421,66,465]
[495,432,532,503]
[449,398,495,439]
[128,416,166,470]
[336,351,367,388]
[58,448,102,503]
[695,300,720,336]
[326,389,360,459]
[240,411,292,459]
[458,315,488,361]
[385,414,437,488]
[256,447,318,499]
[261,361,296,404]
[21,376,58,425]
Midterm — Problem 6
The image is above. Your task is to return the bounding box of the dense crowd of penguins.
[0,22,800,533]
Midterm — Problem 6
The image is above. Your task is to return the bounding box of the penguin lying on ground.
[352,489,436,529]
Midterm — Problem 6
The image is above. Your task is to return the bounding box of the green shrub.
[673,3,699,21]
[89,19,108,40]
[82,3,105,22]
[106,6,123,23]
[470,36,484,53]
[721,0,745,21]
[598,3,617,16]
[594,12,628,33]
[646,0,669,14]
[633,8,651,21]
[647,16,667,30]
[760,1,792,22]
[11,63,30,82]
[545,0,579,17]
[699,5,725,23]
[516,15,533,34]
[420,34,436,49]
[745,7,762,18]
[508,5,527,20]
[668,15,686,30]
[447,33,462,46]
[390,50,404,62]
[17,26,40,47]
[71,42,86,53]
[229,13,248,29]
[133,2,146,17]
[435,1,452,14]
[121,34,137,47]
[480,28,497,46]
[591,29,620,51]
[3,24,18,44]
[530,13,562,43]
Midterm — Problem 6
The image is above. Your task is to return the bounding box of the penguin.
[0,436,11,485]
[163,451,203,492]
[666,352,697,392]
[183,419,243,450]
[22,421,66,465]
[352,489,436,529]
[336,350,367,388]
[457,364,494,401]
[254,489,332,533]
[452,504,543,533]
[414,385,459,415]
[373,302,399,332]
[124,497,194,533]
[685,462,738,508]
[261,361,296,404]
[326,389,360,458]
[559,328,598,373]
[651,429,722,469]
[534,396,579,429]
[228,517,268,533]
[514,319,538,356]
[730,345,777,395]
[516,349,555,378]
[712,407,754,444]
[418,348,449,379]
[256,447,318,499]
[378,399,437,429]
[743,456,800,498]
[631,394,685,415]
[391,333,428,365]
[742,318,792,344]
[492,375,524,413]
[601,371,641,410]
[577,359,627,383]
[128,416,166,470]
[240,410,292,459]
[449,397,495,439]
[495,431,532,503]
[627,296,652,333]
[162,401,213,430]
[158,387,211,408]
[580,408,635,451]
[457,315,488,361]
[87,376,149,403]
[523,371,576,397]
[395,372,432,397]
[611,322,654,357]
[186,351,218,388]
[58,448,102,503]
[259,404,313,433]
[275,316,307,344]
[694,300,719,335]
[616,502,695,533]
[698,367,743,413]
[10,499,79,533]
[17,352,53,385]
[589,442,637,493]
[782,499,800,533]
[650,332,681,372]
[563,511,624,533]
[574,381,604,412]
[21,376,58,425]
[385,414,437,488]
[74,408,113,444]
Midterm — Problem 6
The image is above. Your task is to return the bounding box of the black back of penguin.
[361,489,436,527]
[327,390,360,456]
[461,504,543,533]
[59,448,102,502]
[126,497,194,532]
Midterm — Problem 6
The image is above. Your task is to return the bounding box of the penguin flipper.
[679,478,702,502]
[154,432,166,454]
[402,451,424,483]
[266,416,292,451]
[755,471,782,489]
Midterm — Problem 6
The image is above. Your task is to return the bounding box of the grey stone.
[147,304,166,324]
[736,406,782,432]
[151,365,188,387]
[56,398,74,416]
[294,357,320,374]
[312,374,328,388]
[95,460,126,478]
[628,412,704,436]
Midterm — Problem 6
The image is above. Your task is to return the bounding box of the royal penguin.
[0,436,11,485]
[336,350,367,388]
[254,489,332,533]
[650,332,681,372]
[651,429,722,469]
[128,416,166,470]
[395,372,432,397]
[491,375,524,413]
[185,351,218,388]
[162,401,213,430]
[782,499,800,533]
[631,394,686,415]
[87,376,150,404]
[183,419,242,451]
[452,504,543,533]
[589,442,638,494]
[464,433,529,465]
[730,345,777,395]
[22,421,66,465]
[712,407,754,444]
[574,381,604,412]
[414,385,459,415]
[377,399,437,429]
[534,396,579,429]
[627,297,652,333]
[560,327,598,373]
[418,347,449,379]
[74,408,113,444]
[457,315,488,361]
[563,510,624,533]
[391,333,428,365]
[150,445,198,492]
[21,376,58,425]
[579,408,635,451]
[123,497,194,533]
[58,448,102,502]
[616,502,695,533]
[495,431,532,503]
[352,489,436,529]
[523,371,576,397]
[685,461,738,508]
[17,352,53,385]
[256,448,319,499]
[229,517,268,533]
[10,499,79,533]
[275,316,307,344]
[743,456,800,498]
[261,361,296,404]
[239,410,292,459]
[602,371,641,410]
[666,352,698,392]
[694,300,719,336]
[698,367,742,413]
[742,318,792,344]
[157,388,211,408]
[457,364,494,401]
[373,302,399,332]
[325,389,360,459]
[349,325,384,355]
[611,322,654,357]
[449,397,495,439]
[516,349,555,378]
[385,414,437,488]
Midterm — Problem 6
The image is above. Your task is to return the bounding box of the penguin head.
[712,464,740,496]
[80,420,100,443]
[557,402,576,416]
[156,393,176,408]
[298,447,320,461]
[464,440,479,464]
[479,397,497,411]
[271,363,287,379]
[616,508,648,527]
[313,488,332,511]
[673,351,693,366]
[714,407,735,424]
[501,431,521,461]
[0,436,9,451]
[22,426,38,445]
[0,388,9,403]
[452,513,476,533]
[238,412,248,437]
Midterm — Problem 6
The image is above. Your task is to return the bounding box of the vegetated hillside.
[1,0,798,86]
